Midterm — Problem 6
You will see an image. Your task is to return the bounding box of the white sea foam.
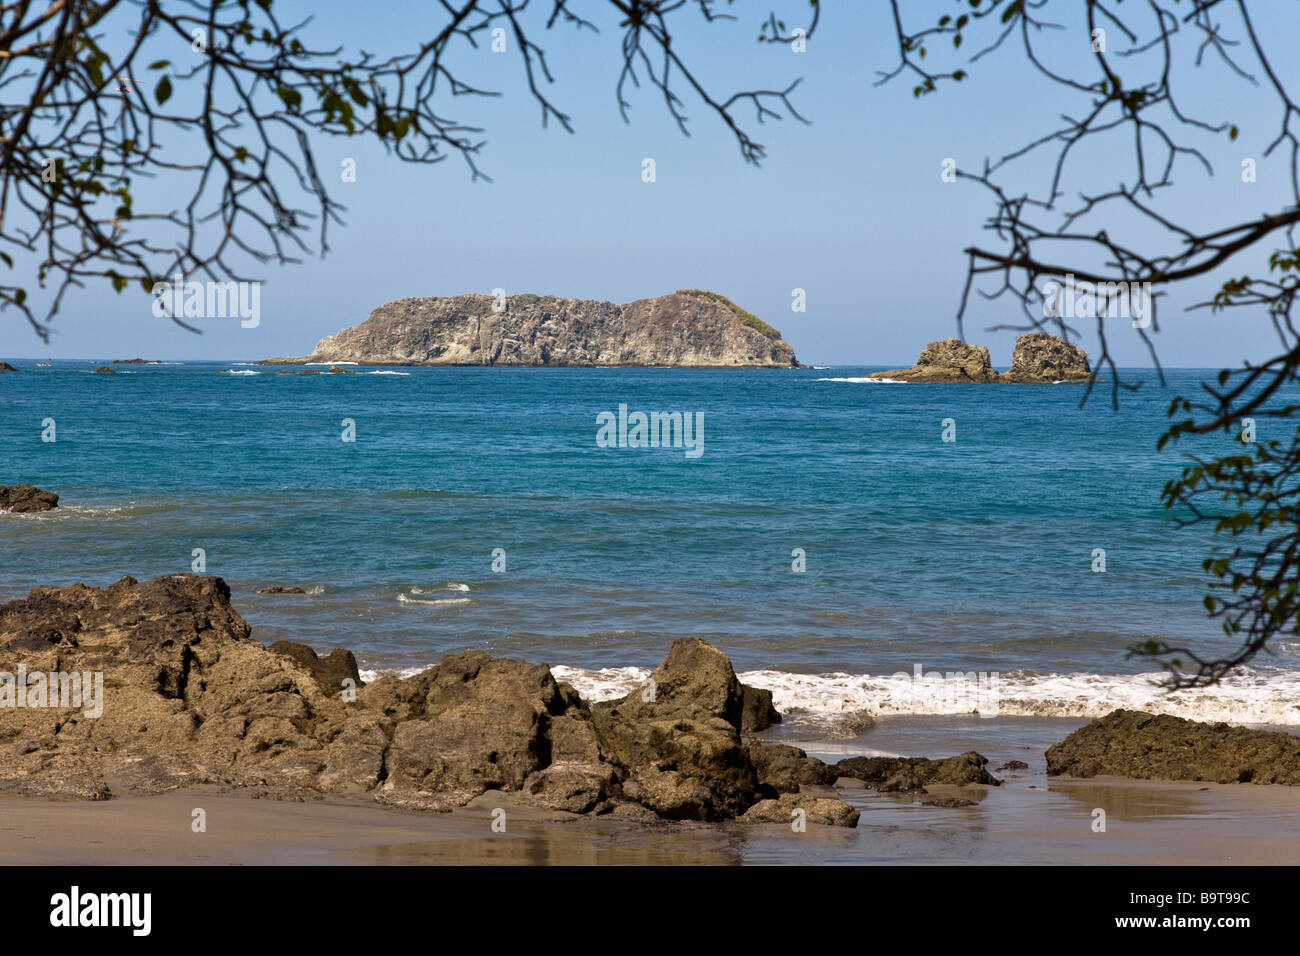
[551,665,651,700]
[1,505,129,520]
[409,582,471,594]
[306,361,358,366]
[365,370,410,376]
[359,665,431,682]
[549,665,1300,730]
[400,595,478,608]
[815,376,907,384]
[222,369,261,375]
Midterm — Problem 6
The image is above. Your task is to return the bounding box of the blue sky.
[9,1,1299,367]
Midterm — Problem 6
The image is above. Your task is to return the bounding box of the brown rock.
[589,638,759,820]
[259,586,307,594]
[0,484,59,513]
[746,741,838,795]
[834,752,1002,790]
[741,793,859,828]
[1046,709,1300,784]
[740,683,781,732]
[266,640,359,693]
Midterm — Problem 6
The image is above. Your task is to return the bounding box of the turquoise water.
[2,360,1294,728]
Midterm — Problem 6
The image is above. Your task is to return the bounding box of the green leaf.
[155,75,173,105]
[148,60,171,70]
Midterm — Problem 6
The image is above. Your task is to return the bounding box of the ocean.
[3,360,1297,736]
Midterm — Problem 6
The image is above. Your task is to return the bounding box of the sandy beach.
[5,715,1298,865]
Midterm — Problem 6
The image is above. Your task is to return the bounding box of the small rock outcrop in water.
[259,586,307,594]
[91,365,117,373]
[833,753,1002,792]
[872,339,1000,384]
[0,484,59,513]
[870,332,1093,383]
[112,359,162,365]
[260,291,800,368]
[1045,709,1300,785]
[1006,332,1093,383]
[0,361,18,372]
[0,577,896,824]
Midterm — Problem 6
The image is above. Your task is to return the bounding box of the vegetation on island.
[676,289,782,340]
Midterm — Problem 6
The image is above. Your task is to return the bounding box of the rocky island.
[871,332,1093,384]
[261,290,800,368]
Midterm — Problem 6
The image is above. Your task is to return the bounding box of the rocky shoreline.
[2,568,1297,827]
[1,573,952,825]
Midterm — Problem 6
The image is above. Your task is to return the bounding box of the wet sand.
[3,716,1297,865]
[2,775,1299,865]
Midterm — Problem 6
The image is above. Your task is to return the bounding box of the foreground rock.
[834,753,1002,792]
[260,290,800,368]
[869,332,1093,384]
[0,578,859,825]
[589,638,762,820]
[1046,709,1300,785]
[0,484,59,513]
[742,793,860,827]
[740,684,781,732]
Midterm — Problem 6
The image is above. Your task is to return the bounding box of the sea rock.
[0,484,59,513]
[1045,709,1300,785]
[260,291,800,368]
[746,741,839,795]
[259,586,307,594]
[0,361,18,372]
[741,793,860,828]
[869,332,1092,384]
[997,759,1029,771]
[112,359,162,365]
[1005,332,1092,383]
[834,753,1002,790]
[870,338,999,384]
[91,365,116,373]
[740,683,781,732]
[328,365,355,374]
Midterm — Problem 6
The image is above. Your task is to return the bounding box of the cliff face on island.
[263,291,800,368]
[870,332,1093,384]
